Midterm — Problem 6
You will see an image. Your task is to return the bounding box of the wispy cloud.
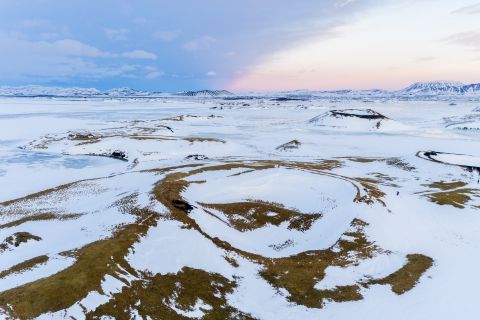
[451,3,480,15]
[153,30,178,42]
[0,31,159,83]
[336,0,357,8]
[122,50,157,60]
[206,71,217,77]
[104,28,129,41]
[16,19,70,40]
[5,35,158,60]
[22,38,115,58]
[413,56,436,63]
[444,31,480,51]
[146,71,163,79]
[20,19,55,29]
[183,36,216,51]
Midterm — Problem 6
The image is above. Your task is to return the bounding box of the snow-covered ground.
[0,96,480,319]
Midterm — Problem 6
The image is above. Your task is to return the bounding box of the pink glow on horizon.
[228,70,480,92]
[227,0,480,92]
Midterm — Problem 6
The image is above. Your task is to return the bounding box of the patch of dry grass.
[354,178,386,205]
[367,254,433,294]
[344,157,379,163]
[183,137,226,144]
[259,219,376,308]
[0,256,49,280]
[385,158,416,172]
[0,213,82,229]
[200,200,321,232]
[86,267,254,320]
[421,181,479,209]
[0,183,75,207]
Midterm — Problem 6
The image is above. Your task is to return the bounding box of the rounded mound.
[309,108,410,131]
[418,151,480,172]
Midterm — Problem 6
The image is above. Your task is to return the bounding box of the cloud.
[0,32,157,82]
[52,39,114,57]
[0,32,156,61]
[146,71,163,79]
[104,28,129,41]
[444,31,480,50]
[122,50,157,60]
[206,71,217,76]
[14,19,71,41]
[0,54,137,81]
[153,30,178,42]
[20,19,55,29]
[413,56,436,63]
[183,36,216,51]
[143,66,163,79]
[0,35,114,58]
[336,0,357,8]
[452,3,480,15]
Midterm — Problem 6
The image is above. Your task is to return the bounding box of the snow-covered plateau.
[1,94,480,319]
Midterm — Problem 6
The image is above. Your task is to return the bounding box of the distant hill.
[0,86,152,98]
[176,90,234,97]
[396,81,480,95]
[0,86,101,97]
[0,82,479,99]
[104,87,152,97]
[0,86,235,98]
[272,81,480,99]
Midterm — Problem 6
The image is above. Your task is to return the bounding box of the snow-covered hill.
[0,86,153,98]
[267,81,480,100]
[0,81,479,99]
[176,90,234,97]
[397,81,466,95]
[463,83,480,94]
[309,108,412,131]
[0,86,235,98]
[104,87,152,97]
[396,81,480,96]
[0,86,102,97]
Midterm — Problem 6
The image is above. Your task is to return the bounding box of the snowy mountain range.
[0,81,479,99]
[0,86,153,98]
[397,81,480,95]
[0,86,234,98]
[276,81,480,99]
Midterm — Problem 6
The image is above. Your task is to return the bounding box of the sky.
[0,0,479,92]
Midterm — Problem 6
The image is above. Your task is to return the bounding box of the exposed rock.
[327,109,388,120]
[276,140,301,151]
[110,150,128,161]
[171,199,195,213]
[185,154,209,161]
[67,132,98,140]
[0,232,42,251]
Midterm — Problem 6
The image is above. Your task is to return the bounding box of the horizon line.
[0,80,479,94]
